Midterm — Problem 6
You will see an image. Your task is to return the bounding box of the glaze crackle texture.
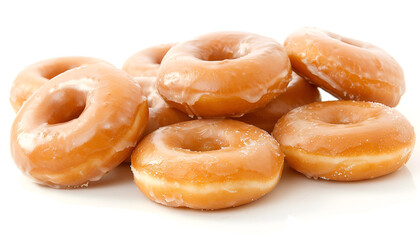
[272,101,415,181]
[131,119,284,209]
[10,63,149,188]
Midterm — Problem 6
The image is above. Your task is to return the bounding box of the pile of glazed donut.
[10,28,416,210]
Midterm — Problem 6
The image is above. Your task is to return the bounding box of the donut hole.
[44,88,87,125]
[207,49,237,61]
[324,116,362,125]
[338,37,366,48]
[154,54,165,65]
[327,32,366,48]
[42,65,74,80]
[318,108,366,125]
[179,137,228,152]
[201,43,247,61]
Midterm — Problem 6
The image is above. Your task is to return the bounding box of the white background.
[1,0,419,239]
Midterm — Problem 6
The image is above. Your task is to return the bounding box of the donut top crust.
[122,43,175,77]
[132,119,283,183]
[10,56,107,112]
[284,27,405,107]
[157,31,291,108]
[272,101,415,156]
[11,63,147,175]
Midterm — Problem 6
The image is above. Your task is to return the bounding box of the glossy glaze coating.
[10,63,149,188]
[10,56,108,112]
[236,72,321,132]
[136,76,191,136]
[123,43,175,77]
[272,101,415,181]
[157,31,292,117]
[284,28,405,107]
[131,119,284,210]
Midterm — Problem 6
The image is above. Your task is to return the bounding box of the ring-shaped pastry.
[272,101,415,181]
[157,32,291,117]
[10,63,149,188]
[131,119,284,209]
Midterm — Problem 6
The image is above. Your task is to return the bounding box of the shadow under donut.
[19,155,417,231]
[161,162,416,232]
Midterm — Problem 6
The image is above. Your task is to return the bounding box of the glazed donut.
[272,101,415,181]
[157,31,292,117]
[131,119,284,210]
[10,63,149,188]
[10,56,107,112]
[123,43,175,77]
[136,76,191,136]
[236,72,321,132]
[284,27,405,107]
